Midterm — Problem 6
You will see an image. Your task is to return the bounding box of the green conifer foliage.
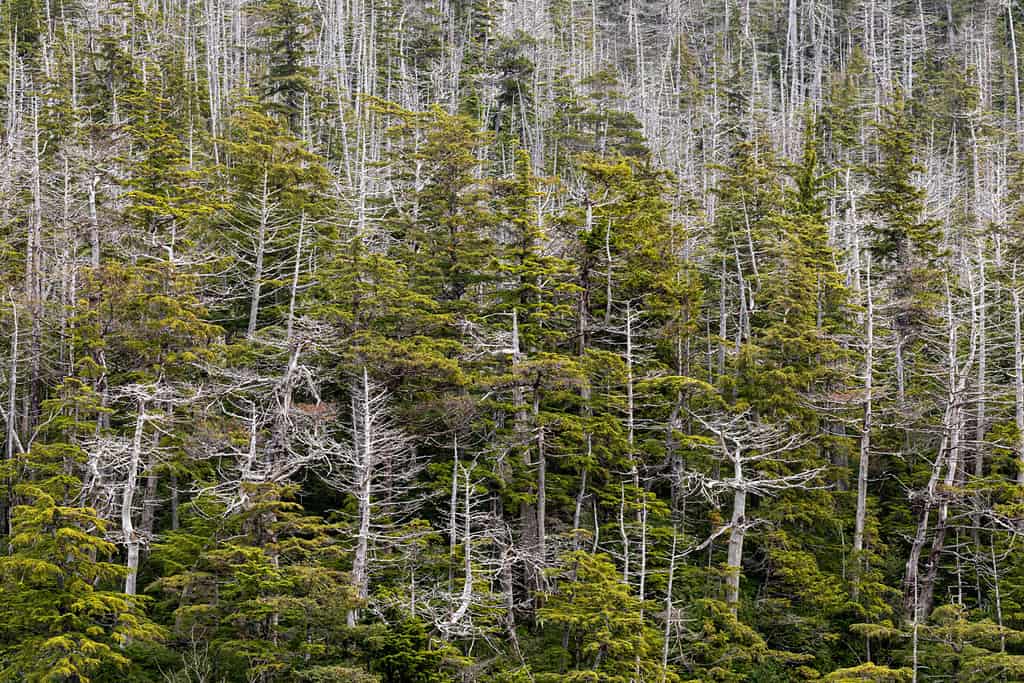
[215,104,329,337]
[378,103,497,308]
[154,484,358,681]
[863,92,943,327]
[0,485,164,681]
[252,0,314,129]
[537,551,677,682]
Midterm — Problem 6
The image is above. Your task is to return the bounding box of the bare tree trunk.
[662,531,677,668]
[573,363,592,552]
[918,399,962,617]
[726,452,747,614]
[536,397,546,570]
[88,172,101,268]
[140,449,159,539]
[447,463,473,626]
[572,467,587,551]
[895,332,906,407]
[3,300,18,537]
[449,435,459,593]
[974,245,987,495]
[972,246,987,599]
[619,484,630,583]
[992,542,1006,652]
[625,302,639,494]
[718,258,727,377]
[499,534,524,663]
[286,213,305,343]
[123,401,147,596]
[170,472,179,530]
[23,98,43,437]
[577,202,593,356]
[247,169,271,339]
[1014,286,1024,485]
[903,411,945,621]
[638,498,647,608]
[349,366,374,627]
[1010,2,1023,147]
[903,282,975,621]
[512,309,539,596]
[604,220,613,324]
[853,259,874,596]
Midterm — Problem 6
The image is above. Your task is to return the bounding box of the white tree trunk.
[87,173,100,268]
[4,300,18,536]
[662,531,677,667]
[1014,287,1024,485]
[1010,3,1023,147]
[726,451,746,614]
[123,401,147,596]
[246,169,271,339]
[447,463,473,627]
[853,259,874,585]
[349,366,374,627]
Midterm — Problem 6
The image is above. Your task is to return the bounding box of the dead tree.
[82,382,192,595]
[688,409,821,614]
[305,366,425,627]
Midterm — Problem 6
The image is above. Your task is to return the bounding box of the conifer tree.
[0,482,164,681]
[215,104,329,338]
[155,483,359,682]
[379,103,497,308]
[252,0,314,130]
[863,92,943,333]
[538,551,677,682]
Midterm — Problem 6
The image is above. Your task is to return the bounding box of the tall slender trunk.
[1010,3,1023,147]
[903,283,975,621]
[853,260,874,595]
[123,401,147,595]
[972,247,987,596]
[349,367,373,627]
[918,400,962,617]
[577,203,593,356]
[625,302,638,495]
[536,390,546,571]
[140,449,159,539]
[286,213,305,343]
[903,415,946,621]
[88,172,101,268]
[1014,287,1024,485]
[170,472,179,530]
[638,498,647,608]
[23,98,43,437]
[512,310,536,587]
[447,463,473,626]
[574,351,593,552]
[247,169,271,339]
[726,449,747,614]
[499,533,524,662]
[449,435,459,593]
[604,220,613,324]
[3,300,18,538]
[662,531,677,668]
[718,258,727,378]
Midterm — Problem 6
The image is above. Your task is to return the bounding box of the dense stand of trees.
[4,0,1024,681]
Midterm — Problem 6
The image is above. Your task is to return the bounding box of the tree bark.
[123,400,147,596]
[349,366,374,627]
[853,259,874,594]
[247,169,271,339]
[726,449,747,614]
[3,299,18,537]
[1014,287,1024,486]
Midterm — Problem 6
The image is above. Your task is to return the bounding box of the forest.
[4,0,1024,680]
